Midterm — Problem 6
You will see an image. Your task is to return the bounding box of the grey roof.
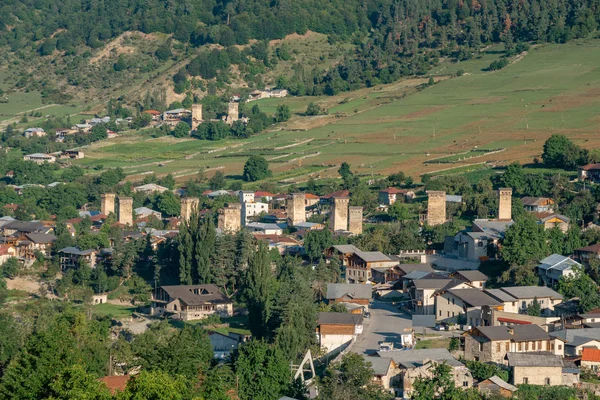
[485,289,516,302]
[165,108,190,114]
[472,219,514,236]
[454,270,488,282]
[549,328,600,343]
[318,312,363,326]
[538,254,580,272]
[159,284,232,306]
[445,195,463,203]
[3,220,46,233]
[24,127,45,132]
[59,246,96,255]
[507,352,563,367]
[374,348,463,369]
[487,376,517,392]
[134,206,160,215]
[412,279,452,290]
[403,270,432,280]
[475,325,550,342]
[355,251,392,263]
[25,233,56,244]
[539,214,570,223]
[499,286,563,300]
[363,356,393,375]
[246,222,281,230]
[326,283,372,300]
[446,288,502,307]
[398,263,434,274]
[565,336,600,348]
[331,244,361,254]
[521,197,551,206]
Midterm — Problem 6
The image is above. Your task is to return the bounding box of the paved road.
[351,301,412,355]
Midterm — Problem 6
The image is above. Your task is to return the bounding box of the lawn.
[78,39,600,185]
[92,303,137,318]
[415,338,451,350]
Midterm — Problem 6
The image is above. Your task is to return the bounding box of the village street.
[351,301,413,355]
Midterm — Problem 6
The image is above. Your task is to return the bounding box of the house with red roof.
[575,243,600,266]
[378,187,416,206]
[582,348,600,371]
[100,375,130,394]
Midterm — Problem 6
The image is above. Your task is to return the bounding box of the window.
[478,342,483,351]
[452,298,455,305]
[478,241,483,247]
[506,342,510,352]
[518,343,522,351]
[439,310,442,317]
[540,299,544,304]
[463,381,469,387]
[525,342,529,351]
[523,378,528,384]
[496,343,501,352]
[545,378,550,385]
[522,301,526,309]
[558,344,563,350]
[447,311,450,317]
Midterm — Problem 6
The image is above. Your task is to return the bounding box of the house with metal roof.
[151,284,233,321]
[507,352,579,387]
[326,283,372,309]
[537,254,581,287]
[316,312,363,353]
[450,270,488,289]
[463,325,565,364]
[59,246,98,269]
[433,288,502,324]
[485,286,563,315]
[346,251,396,283]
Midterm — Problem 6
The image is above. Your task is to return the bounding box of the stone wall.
[348,206,363,235]
[101,193,115,215]
[427,191,446,226]
[118,197,133,226]
[498,188,512,220]
[191,104,202,131]
[218,204,241,232]
[287,193,306,225]
[180,197,200,222]
[330,197,349,231]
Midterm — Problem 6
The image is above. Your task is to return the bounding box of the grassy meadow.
[75,39,600,186]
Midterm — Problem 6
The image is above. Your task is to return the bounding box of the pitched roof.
[326,283,372,300]
[373,348,463,369]
[499,286,563,300]
[4,220,46,233]
[318,312,363,326]
[330,244,360,254]
[445,288,502,307]
[380,187,404,194]
[321,190,350,199]
[538,254,581,272]
[445,194,463,203]
[582,348,600,362]
[579,163,600,171]
[412,278,452,290]
[100,376,130,394]
[0,244,14,255]
[453,270,488,282]
[25,233,57,244]
[485,288,516,302]
[538,213,570,223]
[354,251,391,262]
[474,325,550,342]
[402,270,433,280]
[576,243,600,253]
[363,356,393,375]
[472,219,514,237]
[521,197,553,206]
[398,263,434,274]
[507,352,563,367]
[549,328,600,343]
[486,376,517,392]
[59,246,96,255]
[159,284,232,306]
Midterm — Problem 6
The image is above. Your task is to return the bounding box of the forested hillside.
[1,0,599,103]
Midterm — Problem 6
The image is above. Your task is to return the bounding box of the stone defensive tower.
[426,191,446,226]
[228,102,239,122]
[118,197,133,226]
[181,197,200,222]
[348,206,363,235]
[287,193,306,226]
[101,193,115,216]
[330,196,349,232]
[498,188,513,221]
[218,203,242,232]
[191,104,203,131]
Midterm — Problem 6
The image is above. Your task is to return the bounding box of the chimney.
[498,188,513,220]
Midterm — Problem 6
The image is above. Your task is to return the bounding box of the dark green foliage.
[527,297,541,316]
[235,340,290,400]
[243,155,271,182]
[244,242,276,339]
[542,134,588,169]
[276,105,291,122]
[463,359,509,383]
[171,122,191,138]
[487,57,509,71]
[558,266,600,313]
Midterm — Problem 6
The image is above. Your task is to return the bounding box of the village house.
[241,201,269,225]
[363,356,397,393]
[410,278,471,316]
[581,348,600,372]
[521,197,555,213]
[162,108,191,126]
[445,219,514,263]
[142,109,162,121]
[0,244,17,265]
[433,288,503,324]
[245,222,282,235]
[482,308,560,329]
[450,270,488,289]
[17,233,57,259]
[507,352,579,386]
[209,331,241,360]
[252,233,302,255]
[549,328,600,356]
[485,286,563,315]
[326,283,371,310]
[579,163,600,182]
[316,312,363,353]
[477,376,517,398]
[346,251,396,283]
[270,88,288,98]
[61,149,84,159]
[378,188,408,206]
[575,243,600,265]
[560,308,600,329]
[133,183,169,194]
[151,284,233,321]
[373,348,472,398]
[463,325,565,364]
[537,254,580,287]
[536,213,570,232]
[134,207,162,221]
[59,247,98,269]
[324,244,361,266]
[72,123,92,133]
[371,265,403,284]
[23,127,46,138]
[23,153,56,164]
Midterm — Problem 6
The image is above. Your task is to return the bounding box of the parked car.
[364,311,371,318]
[435,324,446,331]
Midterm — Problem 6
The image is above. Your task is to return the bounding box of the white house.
[537,254,580,287]
[241,202,269,225]
[23,127,46,138]
[245,222,282,235]
[316,312,363,353]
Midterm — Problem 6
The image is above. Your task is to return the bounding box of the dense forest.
[1,0,600,100]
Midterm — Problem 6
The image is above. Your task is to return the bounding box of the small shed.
[478,375,517,398]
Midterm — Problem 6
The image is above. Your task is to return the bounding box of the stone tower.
[348,206,363,235]
[287,193,306,226]
[181,197,200,222]
[118,197,133,226]
[498,188,513,220]
[426,191,446,226]
[228,102,239,122]
[218,203,241,232]
[101,193,115,215]
[191,104,203,131]
[330,196,349,232]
